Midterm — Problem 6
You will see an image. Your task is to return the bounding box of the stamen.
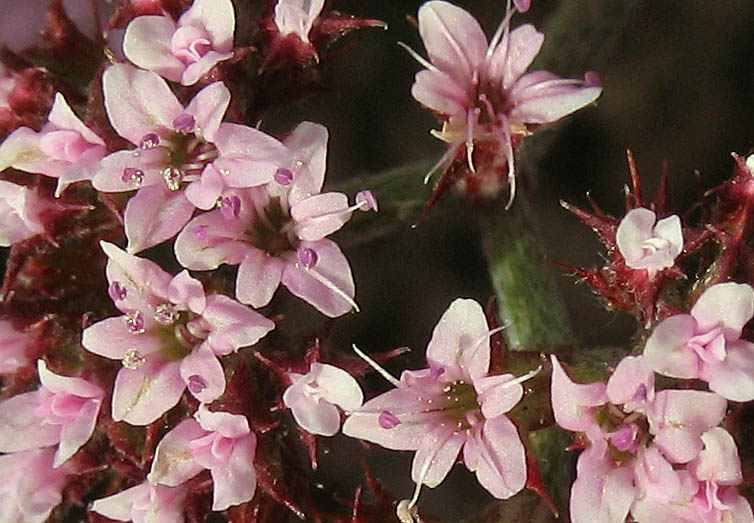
[423,146,456,184]
[408,429,456,509]
[466,108,480,173]
[154,303,179,325]
[352,344,401,388]
[162,167,183,191]
[297,246,318,268]
[140,133,160,149]
[274,168,294,185]
[464,325,508,364]
[122,167,145,188]
[298,264,360,312]
[502,365,542,389]
[108,281,127,302]
[486,0,516,59]
[187,375,207,394]
[124,311,145,334]
[397,41,437,72]
[355,190,379,212]
[193,150,218,162]
[496,114,517,209]
[220,196,241,220]
[122,348,146,369]
[172,113,196,133]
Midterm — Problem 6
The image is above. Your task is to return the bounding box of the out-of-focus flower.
[616,208,683,273]
[148,405,257,511]
[123,0,235,86]
[408,0,601,206]
[91,480,187,523]
[344,299,537,504]
[175,122,376,317]
[0,319,30,373]
[0,359,103,467]
[0,63,56,140]
[82,242,274,425]
[273,0,324,43]
[0,180,48,246]
[644,282,754,401]
[0,448,70,523]
[283,362,363,436]
[0,93,106,196]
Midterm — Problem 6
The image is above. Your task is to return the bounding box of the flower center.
[245,196,299,256]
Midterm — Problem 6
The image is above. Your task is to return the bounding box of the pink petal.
[203,294,275,354]
[174,209,249,270]
[92,147,170,192]
[488,24,544,90]
[417,1,487,85]
[179,0,235,53]
[653,214,684,259]
[633,445,681,504]
[54,397,101,467]
[102,64,183,145]
[213,123,285,187]
[411,68,469,117]
[111,358,184,425]
[179,344,226,404]
[426,298,490,381]
[55,145,106,197]
[0,127,57,177]
[691,282,754,340]
[474,373,524,419]
[101,240,172,311]
[148,418,206,486]
[185,163,225,210]
[644,314,699,379]
[463,416,526,499]
[616,208,658,263]
[606,355,655,409]
[703,340,754,402]
[549,355,607,432]
[570,447,636,523]
[0,391,60,452]
[509,74,602,124]
[286,121,329,205]
[688,427,742,485]
[37,360,103,398]
[310,363,364,412]
[47,93,104,145]
[123,16,184,83]
[196,405,250,437]
[0,448,69,523]
[287,394,341,436]
[168,270,207,314]
[124,185,195,253]
[291,192,350,241]
[209,432,256,511]
[280,239,356,317]
[82,316,165,360]
[411,423,465,488]
[235,249,285,308]
[183,81,230,143]
[91,482,187,523]
[181,50,234,86]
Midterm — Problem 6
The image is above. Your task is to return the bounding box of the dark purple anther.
[187,374,207,394]
[122,167,145,187]
[297,247,318,268]
[108,281,127,302]
[355,190,378,212]
[172,113,196,133]
[274,167,293,186]
[429,367,445,380]
[378,410,401,429]
[140,133,160,149]
[220,196,241,219]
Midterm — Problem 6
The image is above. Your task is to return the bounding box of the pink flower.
[0,448,70,523]
[93,64,282,252]
[91,481,187,523]
[0,179,48,246]
[0,93,107,196]
[0,319,30,373]
[82,242,274,425]
[616,208,683,273]
[273,0,325,43]
[343,299,537,504]
[283,362,363,436]
[644,282,754,401]
[408,1,601,205]
[123,0,235,86]
[175,122,376,317]
[0,360,103,467]
[148,405,257,511]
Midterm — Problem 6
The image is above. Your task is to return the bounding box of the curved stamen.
[297,262,360,312]
[352,344,401,388]
[397,41,437,72]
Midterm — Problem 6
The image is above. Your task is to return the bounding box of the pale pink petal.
[0,320,30,374]
[45,93,102,145]
[179,344,226,403]
[474,374,524,419]
[124,185,195,253]
[417,1,487,85]
[168,270,206,314]
[606,355,655,410]
[123,16,184,83]
[213,123,285,187]
[426,298,490,381]
[183,81,230,143]
[103,64,183,145]
[286,121,329,204]
[274,0,324,41]
[92,147,170,192]
[570,447,636,523]
[287,393,341,436]
[195,405,250,437]
[463,416,526,499]
[112,359,184,425]
[174,209,249,270]
[203,294,275,355]
[209,432,256,511]
[37,359,103,398]
[488,24,544,90]
[82,316,165,360]
[411,423,465,488]
[549,355,607,432]
[148,418,206,486]
[102,240,172,310]
[688,427,742,485]
[643,315,699,379]
[703,340,754,402]
[691,282,754,339]
[653,214,684,260]
[185,163,225,210]
[54,398,101,467]
[0,391,60,452]
[648,389,727,464]
[291,192,350,241]
[179,0,235,52]
[55,145,106,197]
[411,68,469,117]
[0,448,69,523]
[509,74,602,125]
[310,363,364,412]
[181,51,234,86]
[0,127,60,177]
[719,488,754,523]
[633,445,681,503]
[235,249,285,308]
[0,180,46,246]
[91,482,187,523]
[280,239,356,317]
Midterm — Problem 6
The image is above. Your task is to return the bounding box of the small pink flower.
[0,360,104,467]
[0,93,107,196]
[616,208,683,273]
[91,480,187,523]
[343,299,537,504]
[0,448,70,523]
[283,362,363,436]
[644,282,754,401]
[273,0,325,43]
[0,180,48,246]
[148,405,257,511]
[408,1,601,205]
[123,0,235,86]
[82,242,274,424]
[0,319,30,373]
